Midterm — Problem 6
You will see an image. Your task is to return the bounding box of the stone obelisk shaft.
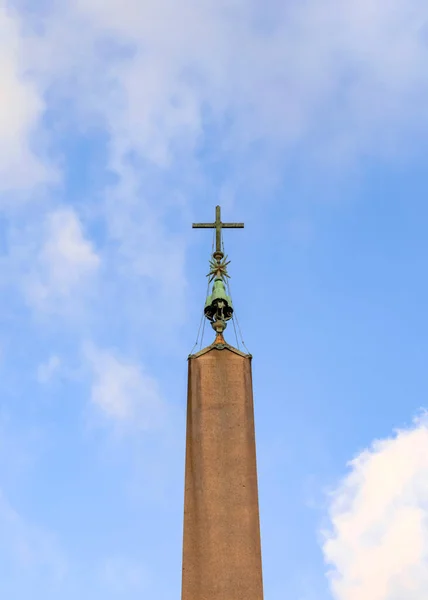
[182,346,263,600]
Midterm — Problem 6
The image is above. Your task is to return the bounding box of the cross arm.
[191,223,244,228]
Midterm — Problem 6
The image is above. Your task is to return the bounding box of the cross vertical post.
[215,205,221,253]
[192,205,244,254]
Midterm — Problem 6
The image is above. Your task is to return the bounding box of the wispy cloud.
[23,207,100,315]
[84,343,166,431]
[31,0,428,169]
[0,2,55,193]
[37,354,61,383]
[323,413,428,600]
[2,0,427,334]
[0,489,66,581]
[6,0,424,336]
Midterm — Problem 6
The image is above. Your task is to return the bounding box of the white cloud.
[37,355,61,383]
[25,207,100,314]
[31,0,428,169]
[323,414,428,600]
[1,0,423,334]
[6,0,422,335]
[84,344,165,430]
[0,2,55,193]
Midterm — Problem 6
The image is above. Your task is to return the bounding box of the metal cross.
[192,205,244,254]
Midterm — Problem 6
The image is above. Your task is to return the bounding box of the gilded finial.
[207,254,231,283]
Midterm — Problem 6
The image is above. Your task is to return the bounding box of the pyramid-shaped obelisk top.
[193,205,244,344]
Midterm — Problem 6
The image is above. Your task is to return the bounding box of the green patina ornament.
[204,277,233,323]
[192,205,244,337]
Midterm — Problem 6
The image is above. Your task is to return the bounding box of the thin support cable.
[234,310,250,354]
[190,309,205,355]
[222,235,248,352]
[231,314,240,350]
[190,274,210,355]
[226,277,250,354]
[190,230,215,354]
[200,314,206,350]
[200,229,216,349]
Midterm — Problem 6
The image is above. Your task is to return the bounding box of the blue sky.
[1,1,428,598]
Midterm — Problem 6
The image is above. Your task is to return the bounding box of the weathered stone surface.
[182,347,263,600]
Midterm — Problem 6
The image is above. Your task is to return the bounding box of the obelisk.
[182,207,264,600]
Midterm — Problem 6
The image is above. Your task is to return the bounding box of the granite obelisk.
[182,207,263,600]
